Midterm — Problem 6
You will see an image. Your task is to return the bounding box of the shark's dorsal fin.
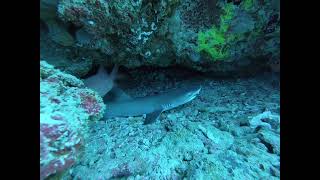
[144,109,163,125]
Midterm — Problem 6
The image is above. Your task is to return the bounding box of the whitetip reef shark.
[84,65,201,124]
[105,85,201,124]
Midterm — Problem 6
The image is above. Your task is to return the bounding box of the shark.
[104,85,201,124]
[84,64,201,124]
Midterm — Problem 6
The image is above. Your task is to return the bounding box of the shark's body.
[104,85,201,124]
[84,64,201,124]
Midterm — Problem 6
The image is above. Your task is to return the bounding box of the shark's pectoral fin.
[144,109,163,125]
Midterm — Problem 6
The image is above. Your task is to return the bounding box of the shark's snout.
[184,86,201,102]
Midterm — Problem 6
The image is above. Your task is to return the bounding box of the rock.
[257,129,280,155]
[46,20,75,47]
[47,0,280,76]
[249,111,280,130]
[207,106,232,113]
[167,114,178,121]
[198,124,234,150]
[183,152,193,161]
[75,28,94,47]
[40,61,105,179]
[41,0,75,47]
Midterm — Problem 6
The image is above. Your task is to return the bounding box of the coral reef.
[40,0,96,77]
[197,3,235,61]
[56,0,180,68]
[40,0,280,76]
[40,0,75,47]
[40,61,105,179]
[39,1,280,179]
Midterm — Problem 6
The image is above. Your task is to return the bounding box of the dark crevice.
[260,139,274,154]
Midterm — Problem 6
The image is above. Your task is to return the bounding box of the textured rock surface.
[40,0,75,46]
[40,61,105,179]
[40,0,280,76]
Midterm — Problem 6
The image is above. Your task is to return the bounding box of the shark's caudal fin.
[84,64,119,97]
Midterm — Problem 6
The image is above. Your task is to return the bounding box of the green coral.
[242,0,254,11]
[220,3,234,24]
[197,28,228,60]
[197,4,235,61]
